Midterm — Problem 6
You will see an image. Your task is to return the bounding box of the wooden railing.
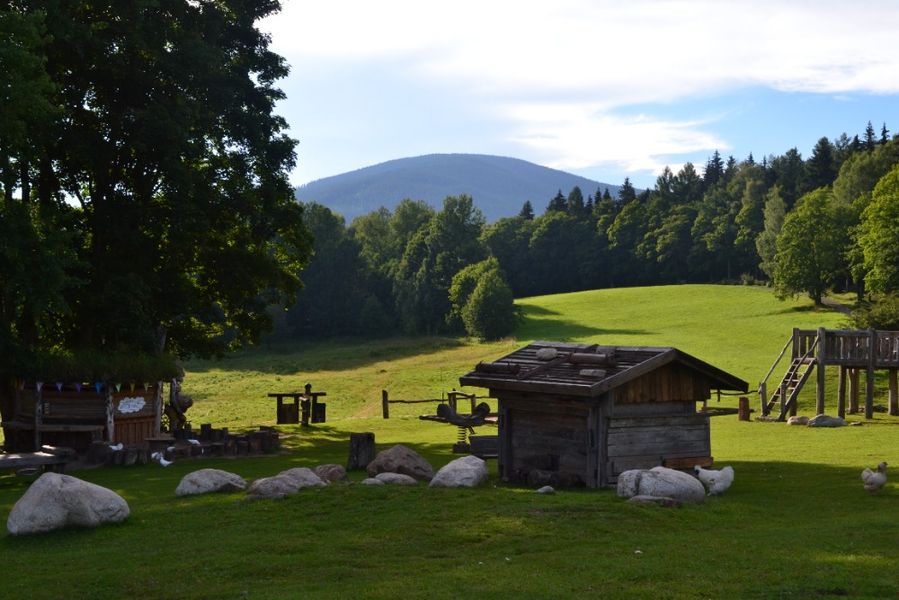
[791,328,899,367]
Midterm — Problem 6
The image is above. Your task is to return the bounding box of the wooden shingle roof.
[459,341,748,397]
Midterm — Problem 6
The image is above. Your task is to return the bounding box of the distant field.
[3,284,897,599]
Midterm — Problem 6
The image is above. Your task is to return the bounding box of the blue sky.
[262,0,899,190]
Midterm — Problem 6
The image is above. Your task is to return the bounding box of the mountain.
[294,153,622,222]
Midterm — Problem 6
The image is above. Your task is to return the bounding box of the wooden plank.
[890,369,898,416]
[837,366,846,419]
[608,414,708,429]
[866,328,876,419]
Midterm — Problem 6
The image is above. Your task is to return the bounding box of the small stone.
[360,478,385,486]
[374,472,418,486]
[536,485,555,494]
[807,414,847,428]
[175,469,247,497]
[535,348,558,361]
[786,415,809,426]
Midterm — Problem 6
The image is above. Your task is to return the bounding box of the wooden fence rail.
[381,389,490,419]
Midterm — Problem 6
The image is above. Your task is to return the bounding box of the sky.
[261,0,899,190]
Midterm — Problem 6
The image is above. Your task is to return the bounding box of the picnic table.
[269,384,327,426]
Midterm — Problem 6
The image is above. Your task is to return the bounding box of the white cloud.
[263,0,899,177]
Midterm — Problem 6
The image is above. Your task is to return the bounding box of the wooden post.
[837,366,846,419]
[498,399,512,482]
[792,327,800,360]
[347,432,375,470]
[469,392,477,413]
[381,390,389,419]
[816,327,826,416]
[780,377,787,418]
[889,369,898,416]
[738,397,750,421]
[34,384,43,451]
[586,403,599,487]
[105,386,115,444]
[849,368,860,413]
[866,328,875,419]
[448,391,457,412]
[759,381,768,416]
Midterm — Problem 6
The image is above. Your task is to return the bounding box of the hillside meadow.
[2,284,898,599]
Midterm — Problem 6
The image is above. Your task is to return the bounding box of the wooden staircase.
[765,357,816,420]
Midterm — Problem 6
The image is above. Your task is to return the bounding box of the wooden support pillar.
[837,366,847,419]
[738,397,750,421]
[816,327,826,416]
[848,368,860,413]
[498,399,512,482]
[381,390,389,419]
[759,381,768,416]
[865,328,875,420]
[889,369,898,416]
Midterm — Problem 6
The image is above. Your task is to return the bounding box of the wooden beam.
[816,327,826,415]
[889,369,898,417]
[837,366,846,419]
[849,368,860,413]
[866,328,875,419]
[381,390,389,419]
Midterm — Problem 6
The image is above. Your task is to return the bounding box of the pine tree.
[617,178,636,205]
[546,189,567,213]
[602,188,612,201]
[865,121,876,151]
[704,150,724,187]
[881,123,890,145]
[806,136,836,190]
[566,186,585,217]
[519,200,535,220]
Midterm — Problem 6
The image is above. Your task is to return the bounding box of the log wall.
[605,412,710,481]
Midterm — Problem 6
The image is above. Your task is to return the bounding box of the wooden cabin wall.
[498,393,589,486]
[605,413,710,482]
[616,363,710,404]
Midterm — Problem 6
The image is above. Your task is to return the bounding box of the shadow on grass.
[186,336,468,375]
[516,304,561,316]
[517,317,650,341]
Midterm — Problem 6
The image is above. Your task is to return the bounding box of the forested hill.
[294,153,621,222]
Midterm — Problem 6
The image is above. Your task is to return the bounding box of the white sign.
[117,396,147,414]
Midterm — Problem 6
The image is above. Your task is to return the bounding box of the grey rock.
[807,414,847,428]
[536,347,559,361]
[7,472,130,535]
[314,464,347,483]
[429,455,489,488]
[175,468,247,497]
[617,466,706,504]
[366,444,434,481]
[374,472,418,486]
[360,478,385,486]
[536,485,555,494]
[247,475,300,500]
[627,495,682,508]
[786,415,809,426]
[278,468,327,489]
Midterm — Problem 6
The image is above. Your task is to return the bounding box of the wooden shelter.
[459,341,747,488]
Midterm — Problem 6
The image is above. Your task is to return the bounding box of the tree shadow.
[517,317,650,341]
[186,336,467,375]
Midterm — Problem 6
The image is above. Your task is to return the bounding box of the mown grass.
[2,284,897,599]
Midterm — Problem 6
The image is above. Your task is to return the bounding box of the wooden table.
[269,384,327,426]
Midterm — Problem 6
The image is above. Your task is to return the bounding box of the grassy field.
[2,284,898,599]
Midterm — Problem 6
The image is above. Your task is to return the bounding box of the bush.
[849,294,899,331]
[461,270,517,341]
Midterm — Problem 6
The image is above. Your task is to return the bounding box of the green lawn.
[2,284,897,599]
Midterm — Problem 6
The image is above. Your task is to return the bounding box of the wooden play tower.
[760,328,899,421]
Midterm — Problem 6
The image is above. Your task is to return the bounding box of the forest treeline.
[283,122,899,340]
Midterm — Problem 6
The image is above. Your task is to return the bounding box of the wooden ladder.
[765,357,816,420]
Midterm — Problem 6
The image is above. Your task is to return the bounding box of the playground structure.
[760,327,899,421]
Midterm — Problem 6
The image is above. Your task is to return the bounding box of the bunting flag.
[143,382,150,391]
[114,383,122,392]
[75,383,82,393]
[129,382,135,392]
[36,381,44,392]
[17,379,25,391]
[94,382,103,394]
[55,382,63,392]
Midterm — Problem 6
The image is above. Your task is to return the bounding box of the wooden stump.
[737,397,750,421]
[347,432,375,470]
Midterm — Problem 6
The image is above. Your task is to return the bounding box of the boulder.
[360,478,385,486]
[617,466,706,504]
[374,472,418,486]
[786,415,809,426]
[175,468,247,497]
[808,414,847,428]
[536,485,555,494]
[627,495,682,508]
[429,455,489,488]
[366,444,434,481]
[247,475,300,500]
[7,472,130,535]
[314,464,347,483]
[279,467,327,489]
[247,468,324,500]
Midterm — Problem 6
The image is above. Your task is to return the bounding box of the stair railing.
[759,333,794,415]
[778,336,819,420]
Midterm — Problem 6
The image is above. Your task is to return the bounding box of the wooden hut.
[459,341,748,488]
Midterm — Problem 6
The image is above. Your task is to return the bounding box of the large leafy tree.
[857,165,899,294]
[773,189,842,304]
[394,195,487,334]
